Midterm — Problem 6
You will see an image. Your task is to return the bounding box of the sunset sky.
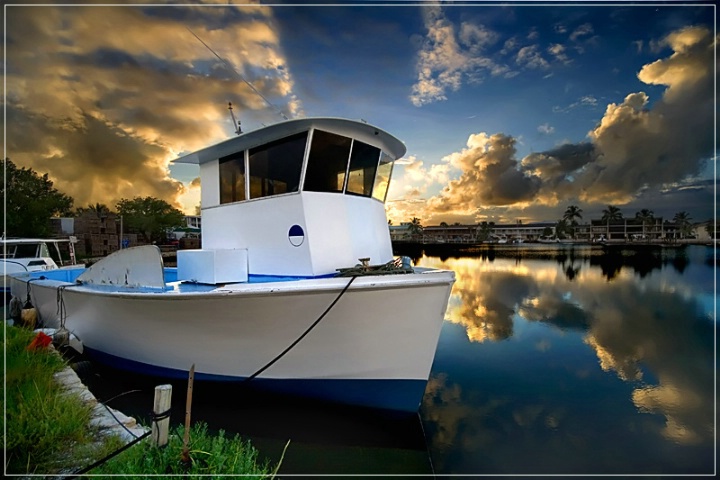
[3,1,716,225]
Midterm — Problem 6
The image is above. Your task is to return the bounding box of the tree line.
[397,205,715,240]
[1,158,185,243]
[555,204,704,239]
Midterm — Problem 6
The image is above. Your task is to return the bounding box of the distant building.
[170,215,202,240]
[588,217,667,241]
[487,222,556,242]
[390,216,705,244]
[184,215,201,230]
[389,222,412,240]
[420,222,555,243]
[51,211,140,258]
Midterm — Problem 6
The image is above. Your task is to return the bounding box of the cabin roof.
[173,117,406,165]
[1,238,70,244]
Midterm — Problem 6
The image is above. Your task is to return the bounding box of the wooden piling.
[152,384,172,447]
[181,364,195,464]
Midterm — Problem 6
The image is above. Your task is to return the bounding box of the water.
[83,244,716,476]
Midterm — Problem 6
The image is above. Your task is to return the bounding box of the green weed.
[94,422,276,478]
[4,325,281,477]
[3,325,102,474]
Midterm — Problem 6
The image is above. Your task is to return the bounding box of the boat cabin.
[1,238,76,273]
[174,117,406,282]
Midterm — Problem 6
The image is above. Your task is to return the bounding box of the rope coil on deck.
[335,256,414,277]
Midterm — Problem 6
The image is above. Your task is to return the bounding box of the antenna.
[187,27,289,121]
[228,102,242,135]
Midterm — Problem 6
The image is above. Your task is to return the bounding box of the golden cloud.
[5,4,298,213]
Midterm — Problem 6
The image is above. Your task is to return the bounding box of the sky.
[3,1,716,226]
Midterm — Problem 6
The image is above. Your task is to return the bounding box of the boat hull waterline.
[10,268,454,412]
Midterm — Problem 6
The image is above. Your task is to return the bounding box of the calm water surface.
[85,245,716,477]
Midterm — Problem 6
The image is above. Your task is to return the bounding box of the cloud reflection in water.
[420,250,713,473]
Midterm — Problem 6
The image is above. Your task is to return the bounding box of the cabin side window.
[303,130,352,193]
[219,151,246,204]
[372,152,395,202]
[249,132,307,199]
[346,141,380,197]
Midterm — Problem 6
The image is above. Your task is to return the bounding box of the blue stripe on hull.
[84,347,427,413]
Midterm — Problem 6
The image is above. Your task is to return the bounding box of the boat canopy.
[174,117,406,205]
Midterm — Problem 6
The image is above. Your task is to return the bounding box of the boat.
[7,117,455,412]
[2,236,79,274]
[2,237,81,303]
[483,234,508,244]
[537,235,560,244]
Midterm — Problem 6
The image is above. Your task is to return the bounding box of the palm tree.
[89,203,112,219]
[555,218,569,239]
[705,218,717,239]
[563,205,583,239]
[476,221,495,242]
[673,211,692,238]
[408,217,423,237]
[635,209,655,239]
[601,205,623,239]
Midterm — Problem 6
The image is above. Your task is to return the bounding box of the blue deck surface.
[26,267,332,293]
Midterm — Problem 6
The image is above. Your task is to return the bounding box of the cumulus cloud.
[4,4,299,212]
[410,5,505,106]
[413,25,714,219]
[426,133,542,216]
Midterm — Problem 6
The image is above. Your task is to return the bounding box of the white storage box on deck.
[177,249,248,284]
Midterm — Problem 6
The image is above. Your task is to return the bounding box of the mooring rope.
[65,429,152,478]
[65,393,170,478]
[335,257,414,277]
[55,282,83,330]
[417,411,437,479]
[243,275,357,383]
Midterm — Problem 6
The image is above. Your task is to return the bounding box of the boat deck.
[25,267,333,293]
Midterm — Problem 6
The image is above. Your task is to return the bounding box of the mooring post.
[181,364,195,464]
[152,384,172,447]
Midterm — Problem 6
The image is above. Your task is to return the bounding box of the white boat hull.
[9,268,454,411]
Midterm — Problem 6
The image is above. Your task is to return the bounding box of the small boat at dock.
[2,237,81,303]
[8,117,455,412]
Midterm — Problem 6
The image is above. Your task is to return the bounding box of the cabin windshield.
[217,127,397,204]
[372,152,394,202]
[249,132,306,199]
[304,130,351,193]
[346,141,380,197]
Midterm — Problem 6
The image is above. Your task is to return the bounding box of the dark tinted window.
[14,243,40,258]
[346,141,380,197]
[219,151,246,204]
[303,130,352,193]
[249,132,307,199]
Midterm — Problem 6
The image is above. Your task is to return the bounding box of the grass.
[94,422,279,478]
[4,325,281,477]
[3,325,119,474]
